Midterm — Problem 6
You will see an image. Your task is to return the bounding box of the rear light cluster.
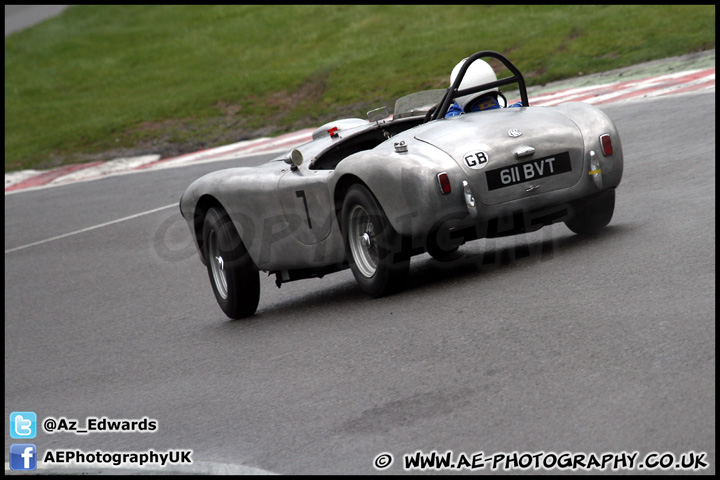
[437,172,451,195]
[600,134,613,156]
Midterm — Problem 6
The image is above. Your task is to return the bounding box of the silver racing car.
[179,51,623,318]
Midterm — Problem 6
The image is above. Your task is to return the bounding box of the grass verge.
[4,5,715,171]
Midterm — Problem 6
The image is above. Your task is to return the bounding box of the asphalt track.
[4,5,69,36]
[4,88,716,475]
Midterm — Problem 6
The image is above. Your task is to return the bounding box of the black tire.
[565,189,616,235]
[202,207,260,319]
[427,243,461,262]
[426,226,462,261]
[341,184,410,297]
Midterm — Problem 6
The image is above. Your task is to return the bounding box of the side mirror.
[283,149,304,168]
[367,106,389,123]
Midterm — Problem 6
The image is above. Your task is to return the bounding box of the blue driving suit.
[446,96,522,118]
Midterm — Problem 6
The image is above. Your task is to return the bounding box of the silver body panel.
[180,99,623,275]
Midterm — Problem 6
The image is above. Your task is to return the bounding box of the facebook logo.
[10,444,37,471]
[10,411,37,439]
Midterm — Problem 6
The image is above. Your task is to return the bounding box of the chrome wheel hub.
[348,205,378,278]
[208,231,228,299]
[360,232,372,248]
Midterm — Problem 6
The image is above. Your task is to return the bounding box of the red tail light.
[437,172,451,195]
[600,134,613,156]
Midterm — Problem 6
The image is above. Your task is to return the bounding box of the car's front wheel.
[202,207,260,319]
[565,189,615,235]
[342,184,409,297]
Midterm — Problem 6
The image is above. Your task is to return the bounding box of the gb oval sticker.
[463,150,489,170]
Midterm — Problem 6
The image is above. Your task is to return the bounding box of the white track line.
[4,203,177,254]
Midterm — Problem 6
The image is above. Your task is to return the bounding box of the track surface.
[4,91,715,474]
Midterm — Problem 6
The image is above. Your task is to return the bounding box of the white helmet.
[450,58,498,110]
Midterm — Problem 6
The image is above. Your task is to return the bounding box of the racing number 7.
[296,190,312,229]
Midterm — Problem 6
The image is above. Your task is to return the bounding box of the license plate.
[486,152,572,191]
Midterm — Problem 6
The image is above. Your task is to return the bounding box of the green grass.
[4,5,715,171]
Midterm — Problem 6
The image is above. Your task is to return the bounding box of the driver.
[445,58,522,117]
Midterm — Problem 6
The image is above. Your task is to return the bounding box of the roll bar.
[431,50,529,121]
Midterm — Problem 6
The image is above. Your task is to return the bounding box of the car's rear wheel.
[565,189,615,235]
[427,243,461,261]
[342,184,409,297]
[426,226,463,261]
[202,207,260,319]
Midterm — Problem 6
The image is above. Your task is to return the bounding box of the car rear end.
[416,103,622,238]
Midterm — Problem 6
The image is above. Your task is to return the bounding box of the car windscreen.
[393,89,446,118]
